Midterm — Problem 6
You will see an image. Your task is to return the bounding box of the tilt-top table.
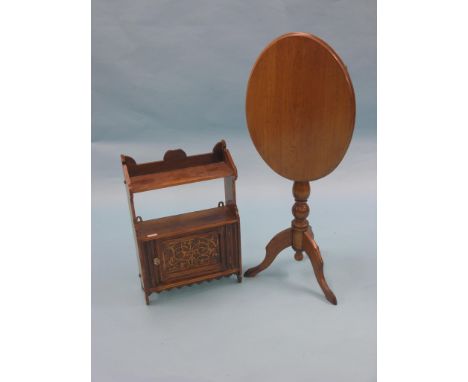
[243,32,356,305]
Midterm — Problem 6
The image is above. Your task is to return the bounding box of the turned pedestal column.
[292,181,310,261]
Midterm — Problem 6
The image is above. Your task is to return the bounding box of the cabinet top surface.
[135,206,238,241]
[246,32,356,181]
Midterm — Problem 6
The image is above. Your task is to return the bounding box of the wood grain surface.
[246,32,356,181]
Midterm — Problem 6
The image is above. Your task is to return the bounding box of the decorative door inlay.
[161,232,220,273]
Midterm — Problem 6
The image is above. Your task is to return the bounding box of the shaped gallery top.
[121,141,237,193]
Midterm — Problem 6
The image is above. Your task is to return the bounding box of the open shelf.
[121,141,237,193]
[135,205,238,241]
[129,161,233,193]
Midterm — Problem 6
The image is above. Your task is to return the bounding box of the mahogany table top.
[246,32,356,181]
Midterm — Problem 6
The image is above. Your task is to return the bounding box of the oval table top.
[246,32,356,181]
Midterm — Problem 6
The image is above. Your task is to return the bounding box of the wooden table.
[243,33,356,305]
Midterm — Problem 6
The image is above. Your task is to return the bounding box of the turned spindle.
[292,181,310,261]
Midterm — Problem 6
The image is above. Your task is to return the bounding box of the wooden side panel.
[142,241,157,288]
[225,223,241,270]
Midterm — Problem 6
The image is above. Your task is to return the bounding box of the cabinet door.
[152,227,227,284]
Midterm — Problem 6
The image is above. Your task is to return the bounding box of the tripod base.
[244,227,337,305]
[244,181,337,305]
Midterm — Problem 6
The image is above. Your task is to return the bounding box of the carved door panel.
[153,227,227,284]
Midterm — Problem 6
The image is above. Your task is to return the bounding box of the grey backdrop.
[92,1,376,381]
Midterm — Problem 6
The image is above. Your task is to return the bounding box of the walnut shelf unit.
[121,140,242,305]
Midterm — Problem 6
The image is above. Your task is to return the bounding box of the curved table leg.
[303,230,338,305]
[244,228,292,277]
